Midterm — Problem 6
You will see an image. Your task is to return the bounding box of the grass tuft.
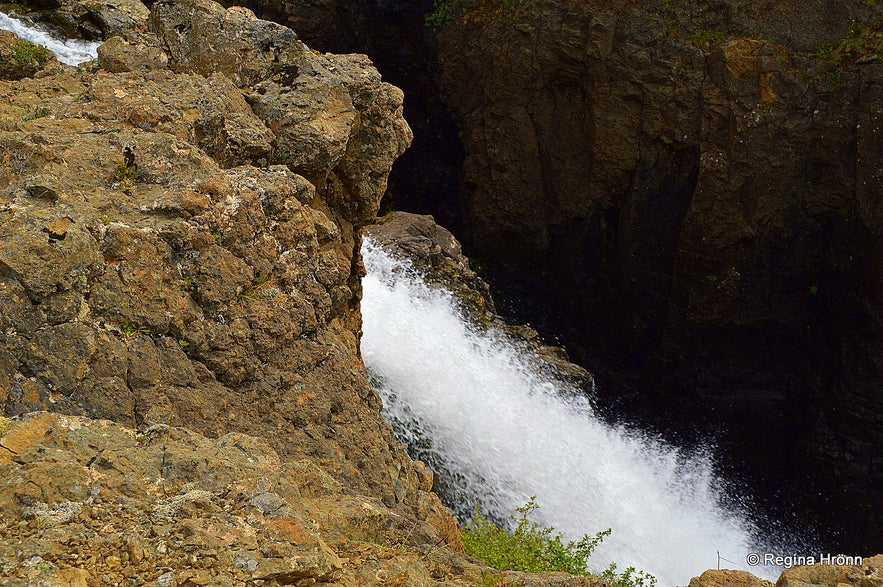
[12,40,50,68]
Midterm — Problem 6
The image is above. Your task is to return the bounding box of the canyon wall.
[201,0,883,550]
[434,0,883,549]
[0,1,492,582]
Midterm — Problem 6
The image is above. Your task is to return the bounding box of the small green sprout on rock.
[121,321,150,337]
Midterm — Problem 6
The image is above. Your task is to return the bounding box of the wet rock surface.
[365,211,595,400]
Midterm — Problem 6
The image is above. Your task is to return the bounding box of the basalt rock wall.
[434,0,883,550]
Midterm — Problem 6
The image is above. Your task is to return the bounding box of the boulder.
[96,34,168,72]
[54,0,150,40]
[690,569,773,587]
[777,555,883,587]
[148,0,306,88]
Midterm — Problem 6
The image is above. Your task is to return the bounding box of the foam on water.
[361,238,790,586]
[0,12,99,66]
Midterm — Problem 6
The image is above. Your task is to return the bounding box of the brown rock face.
[212,0,469,233]
[0,30,61,80]
[776,555,883,587]
[433,0,883,550]
[689,569,773,587]
[0,0,458,551]
[0,412,474,585]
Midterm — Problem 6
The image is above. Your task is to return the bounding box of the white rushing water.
[0,12,99,66]
[361,239,788,587]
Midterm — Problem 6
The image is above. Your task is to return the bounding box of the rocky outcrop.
[212,0,468,232]
[689,556,883,587]
[776,555,883,587]
[0,410,607,586]
[2,0,150,41]
[0,0,464,565]
[367,211,497,320]
[433,0,883,550]
[0,29,60,79]
[688,569,773,587]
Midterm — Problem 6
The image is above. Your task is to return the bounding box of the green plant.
[685,29,727,47]
[813,21,883,63]
[600,563,658,587]
[461,498,655,587]
[21,107,50,122]
[426,0,529,30]
[476,571,523,587]
[12,40,50,67]
[237,274,273,303]
[112,158,142,194]
[121,321,150,337]
[426,0,455,29]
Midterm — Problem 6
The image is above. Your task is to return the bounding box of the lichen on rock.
[0,0,463,577]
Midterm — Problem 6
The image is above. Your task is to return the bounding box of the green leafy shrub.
[12,40,50,67]
[461,498,656,587]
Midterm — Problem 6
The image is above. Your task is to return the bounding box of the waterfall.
[361,238,792,587]
[0,8,798,581]
[0,12,99,66]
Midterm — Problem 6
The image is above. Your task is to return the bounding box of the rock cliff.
[432,0,883,550]
[0,0,490,582]
[1,0,881,581]
[0,410,610,587]
[0,0,419,507]
[166,0,882,550]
